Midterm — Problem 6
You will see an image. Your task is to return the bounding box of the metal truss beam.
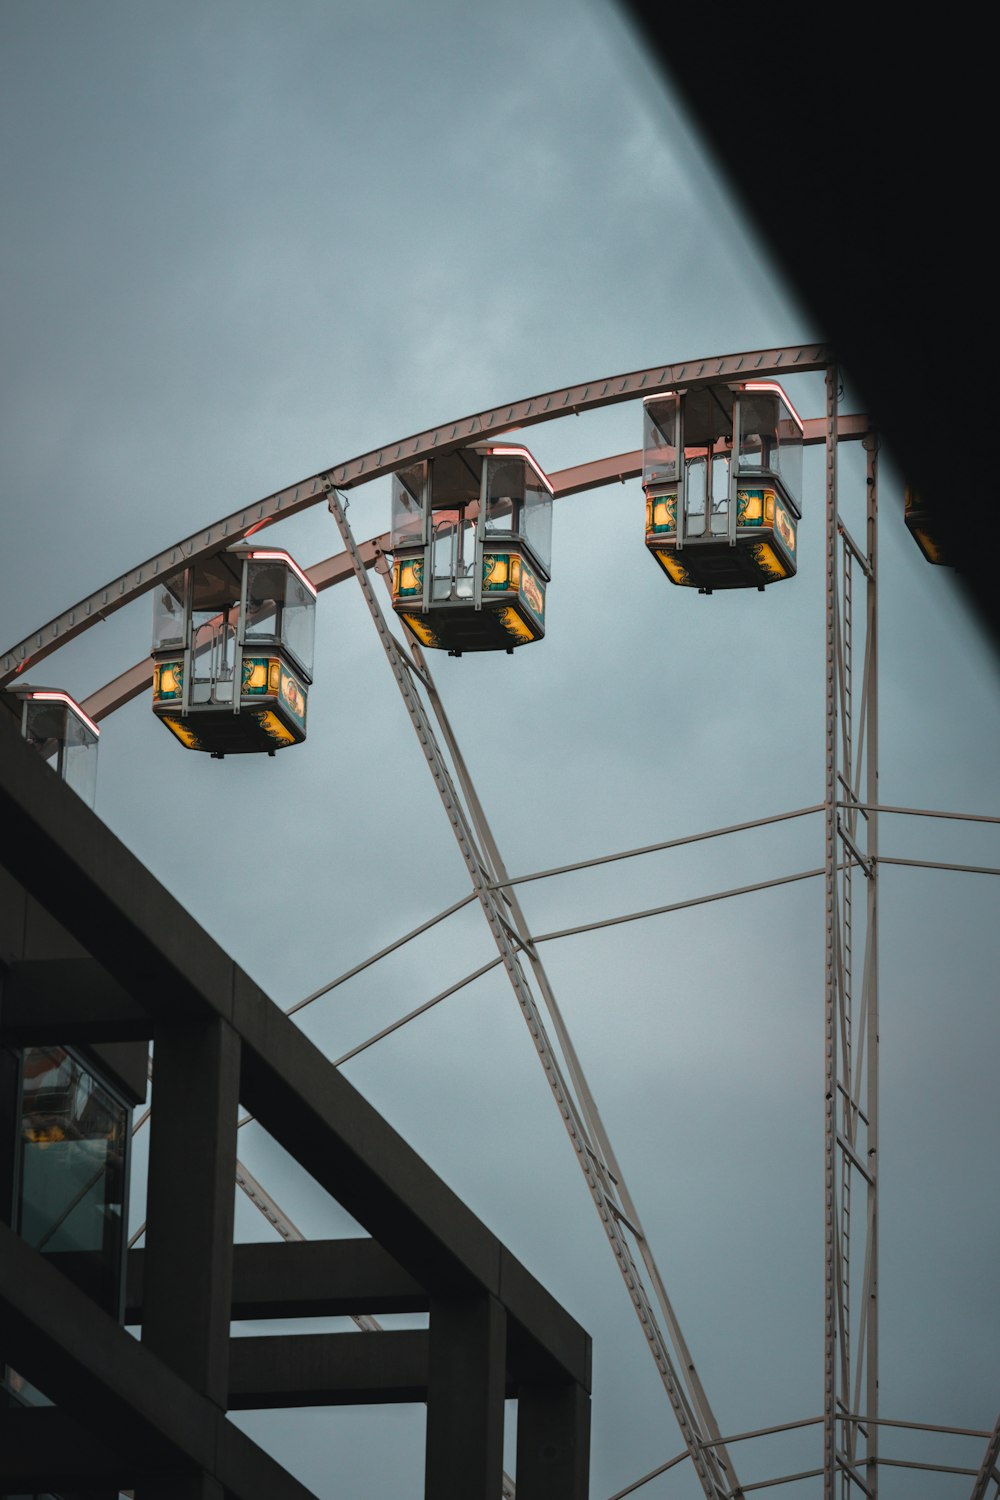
[326,487,738,1500]
[609,1411,1000,1500]
[227,1329,430,1408]
[126,1239,425,1323]
[0,956,150,1042]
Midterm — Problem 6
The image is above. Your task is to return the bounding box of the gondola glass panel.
[151,544,316,755]
[390,443,553,653]
[17,1045,129,1317]
[3,688,100,807]
[644,381,803,591]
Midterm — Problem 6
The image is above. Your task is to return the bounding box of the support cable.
[529,866,824,944]
[838,804,1000,825]
[875,857,1000,878]
[285,891,476,1018]
[489,805,824,891]
[331,957,503,1067]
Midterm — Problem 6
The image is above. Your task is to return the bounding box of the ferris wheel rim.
[0,342,833,690]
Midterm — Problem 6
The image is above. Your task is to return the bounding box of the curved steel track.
[0,342,831,687]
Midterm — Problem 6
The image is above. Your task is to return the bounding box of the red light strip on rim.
[247,550,319,596]
[27,691,101,738]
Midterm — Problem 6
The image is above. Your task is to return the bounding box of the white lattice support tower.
[970,1409,1000,1500]
[327,485,738,1500]
[824,368,880,1497]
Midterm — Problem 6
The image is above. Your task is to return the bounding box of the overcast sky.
[2,3,998,1497]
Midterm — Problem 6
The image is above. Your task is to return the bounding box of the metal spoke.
[327,484,737,1500]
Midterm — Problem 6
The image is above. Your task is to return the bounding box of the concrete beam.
[0,1220,319,1500]
[0,1406,133,1490]
[128,1238,426,1323]
[0,715,590,1390]
[0,957,151,1042]
[228,1330,429,1408]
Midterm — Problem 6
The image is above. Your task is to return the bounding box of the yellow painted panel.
[254,710,297,747]
[157,663,182,698]
[400,613,438,648]
[498,607,537,644]
[159,715,203,751]
[740,490,763,524]
[754,542,789,580]
[483,554,511,590]
[654,549,691,586]
[397,559,421,593]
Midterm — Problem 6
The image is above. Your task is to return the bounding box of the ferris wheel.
[3,342,997,1500]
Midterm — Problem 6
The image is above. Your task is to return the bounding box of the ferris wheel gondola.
[150,543,317,756]
[643,380,804,592]
[1,684,100,806]
[388,442,553,655]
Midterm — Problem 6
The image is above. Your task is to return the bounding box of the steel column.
[824,371,880,1496]
[863,432,880,1500]
[823,364,839,1496]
